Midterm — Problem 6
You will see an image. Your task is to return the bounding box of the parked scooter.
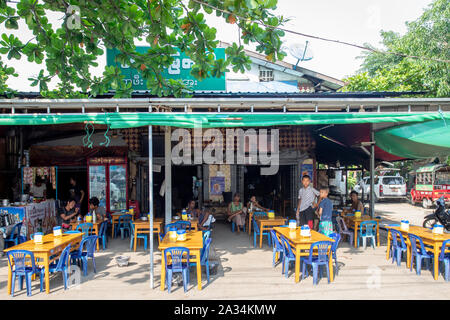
[423,196,450,231]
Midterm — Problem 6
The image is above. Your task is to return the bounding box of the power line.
[192,0,450,64]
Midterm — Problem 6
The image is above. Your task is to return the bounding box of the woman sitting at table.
[350,190,364,213]
[58,199,79,230]
[247,195,268,213]
[227,193,247,234]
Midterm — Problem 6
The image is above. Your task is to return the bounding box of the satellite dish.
[285,41,314,70]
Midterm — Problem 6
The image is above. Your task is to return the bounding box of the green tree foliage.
[0,0,287,98]
[341,0,450,97]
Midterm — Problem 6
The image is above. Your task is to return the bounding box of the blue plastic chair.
[4,223,23,249]
[70,235,98,276]
[174,221,192,231]
[329,233,341,275]
[98,221,108,250]
[6,250,43,297]
[408,233,433,275]
[190,238,213,283]
[439,239,450,281]
[279,236,297,278]
[40,244,72,290]
[64,230,81,234]
[202,230,211,244]
[115,214,132,239]
[336,216,353,245]
[390,229,407,266]
[164,247,190,293]
[252,218,271,248]
[269,230,284,267]
[231,220,246,233]
[357,221,377,249]
[130,222,148,251]
[76,222,93,239]
[302,241,333,285]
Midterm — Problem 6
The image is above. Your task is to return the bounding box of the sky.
[2,0,434,91]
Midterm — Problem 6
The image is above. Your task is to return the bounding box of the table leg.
[295,247,301,283]
[195,249,202,290]
[7,258,12,295]
[434,245,439,280]
[112,221,115,238]
[248,214,252,235]
[44,255,50,294]
[133,228,137,252]
[406,238,411,269]
[354,222,358,248]
[260,224,263,248]
[376,223,380,247]
[160,250,166,291]
[95,227,99,250]
[386,230,391,260]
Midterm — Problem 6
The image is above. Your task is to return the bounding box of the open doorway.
[244,165,291,214]
[57,166,88,215]
[172,165,199,212]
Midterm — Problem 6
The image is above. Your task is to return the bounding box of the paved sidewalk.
[0,207,448,300]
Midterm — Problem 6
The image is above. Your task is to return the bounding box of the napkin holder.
[34,232,43,244]
[433,224,444,235]
[53,226,62,237]
[400,220,409,231]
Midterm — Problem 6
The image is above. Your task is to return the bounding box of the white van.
[354,176,407,202]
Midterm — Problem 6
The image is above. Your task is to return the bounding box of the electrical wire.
[192,0,450,64]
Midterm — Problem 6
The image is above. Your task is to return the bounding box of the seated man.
[89,197,107,222]
[58,199,79,230]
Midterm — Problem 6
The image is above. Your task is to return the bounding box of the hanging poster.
[210,176,225,195]
[300,161,314,185]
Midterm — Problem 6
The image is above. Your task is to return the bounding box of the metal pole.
[370,126,375,218]
[164,126,172,225]
[148,125,154,288]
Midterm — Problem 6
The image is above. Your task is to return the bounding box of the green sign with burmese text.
[106,47,226,92]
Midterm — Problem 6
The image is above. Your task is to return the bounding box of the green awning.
[375,119,450,159]
[0,111,449,129]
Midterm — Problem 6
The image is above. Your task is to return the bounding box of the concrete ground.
[0,201,448,300]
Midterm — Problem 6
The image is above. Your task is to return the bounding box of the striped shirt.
[298,185,320,212]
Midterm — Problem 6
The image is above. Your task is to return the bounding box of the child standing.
[317,186,333,237]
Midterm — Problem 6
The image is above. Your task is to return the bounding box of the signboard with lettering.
[106,47,226,92]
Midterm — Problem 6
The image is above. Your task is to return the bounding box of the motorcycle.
[423,196,450,231]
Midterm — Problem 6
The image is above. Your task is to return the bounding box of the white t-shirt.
[30,184,46,198]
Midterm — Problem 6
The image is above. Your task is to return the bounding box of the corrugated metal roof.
[225,80,300,93]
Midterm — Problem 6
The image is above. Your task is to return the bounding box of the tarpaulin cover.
[0,111,449,129]
[375,119,450,159]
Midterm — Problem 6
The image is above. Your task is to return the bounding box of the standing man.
[69,177,85,212]
[295,175,319,229]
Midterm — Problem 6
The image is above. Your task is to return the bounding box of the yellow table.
[386,225,450,280]
[255,215,287,248]
[132,219,164,251]
[274,227,334,283]
[70,221,103,250]
[343,215,380,248]
[158,230,203,291]
[4,233,83,294]
[111,213,135,237]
